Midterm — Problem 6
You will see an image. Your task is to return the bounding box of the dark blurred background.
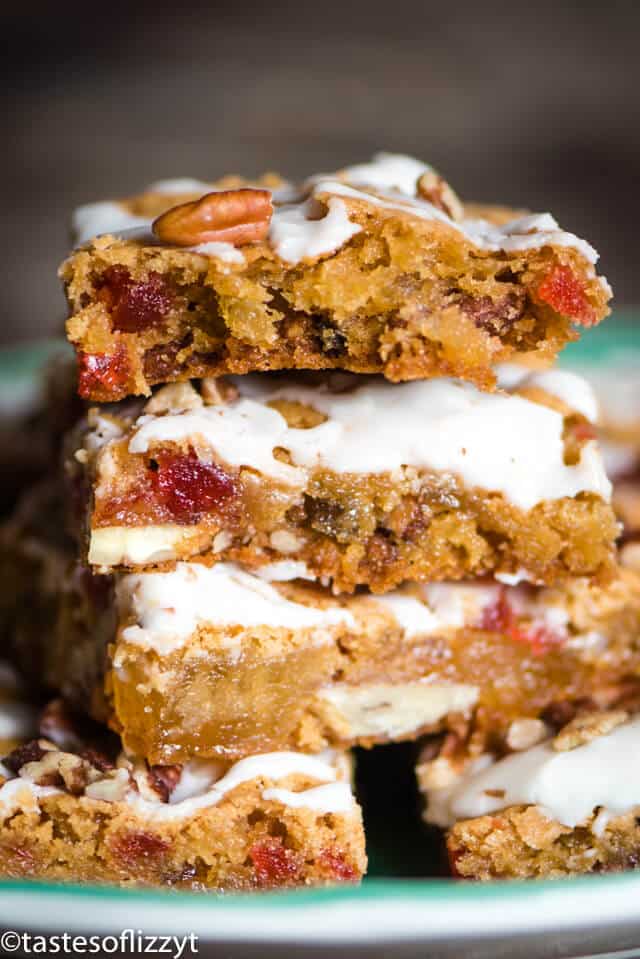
[3,0,639,345]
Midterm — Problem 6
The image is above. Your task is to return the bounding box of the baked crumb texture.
[0,672,365,890]
[3,485,639,765]
[418,705,640,879]
[61,154,611,401]
[64,371,616,591]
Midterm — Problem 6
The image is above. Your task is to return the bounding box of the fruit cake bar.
[418,706,640,880]
[0,689,365,889]
[60,153,611,401]
[65,369,617,591]
[5,485,640,765]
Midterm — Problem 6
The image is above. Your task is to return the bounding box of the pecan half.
[152,189,273,247]
[417,171,464,221]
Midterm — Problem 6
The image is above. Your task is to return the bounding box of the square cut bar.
[60,153,611,401]
[418,708,640,880]
[0,690,365,889]
[4,488,640,764]
[67,368,617,592]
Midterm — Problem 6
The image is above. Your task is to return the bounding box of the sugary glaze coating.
[0,685,365,890]
[418,701,640,879]
[4,485,639,764]
[60,154,611,400]
[65,370,616,591]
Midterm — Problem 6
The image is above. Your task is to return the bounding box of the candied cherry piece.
[536,265,597,326]
[113,830,170,866]
[479,590,565,657]
[77,347,129,399]
[97,265,173,333]
[318,849,359,881]
[150,447,237,522]
[478,592,515,633]
[249,838,301,886]
[511,622,565,657]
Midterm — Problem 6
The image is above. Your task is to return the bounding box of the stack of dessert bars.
[1,153,639,887]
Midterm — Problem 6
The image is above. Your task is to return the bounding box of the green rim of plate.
[0,314,639,911]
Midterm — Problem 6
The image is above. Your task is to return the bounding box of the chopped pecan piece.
[148,765,182,802]
[553,709,628,752]
[417,171,464,221]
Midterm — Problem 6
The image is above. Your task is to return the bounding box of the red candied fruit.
[318,849,359,881]
[96,265,173,333]
[536,265,597,326]
[478,591,515,633]
[112,830,170,866]
[479,590,565,657]
[150,447,237,523]
[77,346,129,399]
[249,838,301,886]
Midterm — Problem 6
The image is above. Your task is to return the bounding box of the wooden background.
[3,0,639,344]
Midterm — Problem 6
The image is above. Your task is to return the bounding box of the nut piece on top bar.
[0,681,365,889]
[60,153,612,401]
[418,704,640,880]
[4,485,640,766]
[66,369,617,592]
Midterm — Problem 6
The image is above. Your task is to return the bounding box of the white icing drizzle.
[262,782,354,813]
[127,373,610,511]
[72,202,152,246]
[269,196,362,264]
[460,212,598,265]
[117,562,355,654]
[189,240,245,263]
[128,751,352,820]
[0,779,59,817]
[72,154,601,270]
[255,560,317,582]
[495,568,536,586]
[0,750,354,820]
[333,152,434,196]
[129,397,305,486]
[309,176,598,264]
[374,579,572,641]
[374,583,495,638]
[427,715,640,830]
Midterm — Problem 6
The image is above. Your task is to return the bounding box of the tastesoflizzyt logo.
[0,928,199,955]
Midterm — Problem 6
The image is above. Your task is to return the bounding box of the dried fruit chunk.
[478,591,565,657]
[96,266,173,333]
[536,265,597,326]
[318,848,359,881]
[77,347,129,399]
[112,830,170,866]
[150,448,237,522]
[458,292,525,334]
[249,837,301,886]
[152,189,273,247]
